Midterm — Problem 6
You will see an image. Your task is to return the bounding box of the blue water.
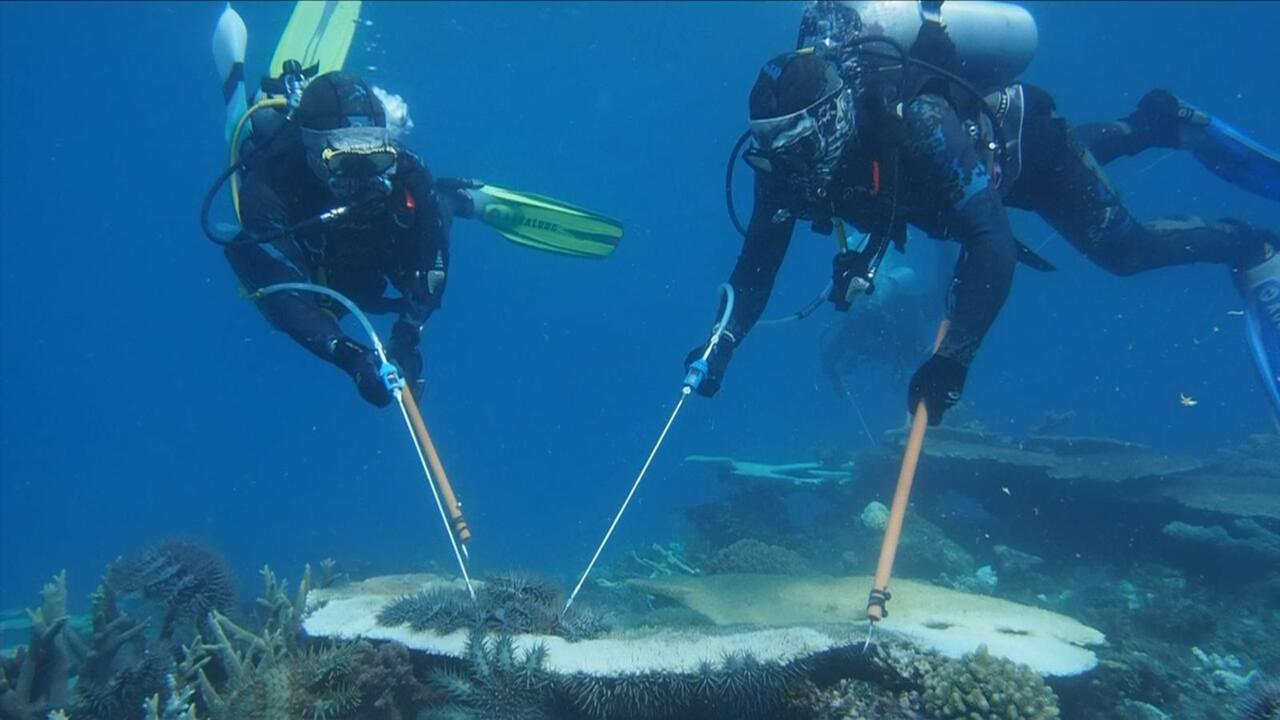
[1,1,1276,609]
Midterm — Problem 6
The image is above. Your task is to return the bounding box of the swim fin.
[269,0,363,78]
[1236,251,1280,422]
[1187,115,1280,204]
[471,184,624,258]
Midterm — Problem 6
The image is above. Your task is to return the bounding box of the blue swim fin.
[1237,251,1280,422]
[1188,116,1280,204]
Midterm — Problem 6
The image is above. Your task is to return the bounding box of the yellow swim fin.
[472,184,623,259]
[269,1,363,77]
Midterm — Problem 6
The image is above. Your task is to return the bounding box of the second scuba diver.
[687,0,1280,424]
[213,70,621,407]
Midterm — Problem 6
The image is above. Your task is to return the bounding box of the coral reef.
[706,539,810,576]
[108,541,237,641]
[992,545,1044,576]
[842,508,976,582]
[1193,647,1259,696]
[376,574,609,642]
[875,424,1202,483]
[685,485,800,552]
[920,646,1059,720]
[1162,520,1280,567]
[790,678,923,720]
[555,652,802,720]
[684,456,853,487]
[422,629,551,720]
[860,502,889,531]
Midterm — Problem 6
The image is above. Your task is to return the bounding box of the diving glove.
[908,353,968,425]
[387,320,425,398]
[331,337,394,408]
[1125,89,1209,150]
[684,333,737,398]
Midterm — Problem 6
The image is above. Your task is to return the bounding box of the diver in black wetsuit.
[686,3,1278,425]
[226,72,473,407]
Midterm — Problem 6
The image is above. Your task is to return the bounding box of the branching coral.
[421,629,551,720]
[183,566,360,720]
[921,646,1059,720]
[0,571,75,719]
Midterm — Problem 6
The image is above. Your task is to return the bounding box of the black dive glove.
[387,320,424,396]
[908,354,968,426]
[683,333,737,398]
[331,337,394,408]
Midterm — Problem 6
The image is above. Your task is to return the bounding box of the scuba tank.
[800,0,1037,95]
[721,0,1049,309]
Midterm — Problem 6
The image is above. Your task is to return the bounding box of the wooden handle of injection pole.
[400,389,471,545]
[866,320,949,622]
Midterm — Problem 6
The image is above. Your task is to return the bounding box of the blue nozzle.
[684,358,709,391]
[379,360,405,392]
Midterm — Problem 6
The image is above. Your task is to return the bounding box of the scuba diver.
[686,0,1280,424]
[223,71,453,407]
[207,70,621,408]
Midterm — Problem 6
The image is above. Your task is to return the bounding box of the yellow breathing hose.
[229,97,289,220]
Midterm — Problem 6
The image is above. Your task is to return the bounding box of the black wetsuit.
[727,83,1270,372]
[226,128,459,385]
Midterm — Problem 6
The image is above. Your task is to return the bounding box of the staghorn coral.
[707,539,811,576]
[65,577,159,720]
[921,646,1059,720]
[555,652,803,720]
[1238,675,1280,720]
[183,566,360,720]
[108,541,237,641]
[420,629,551,720]
[142,673,200,720]
[0,571,75,719]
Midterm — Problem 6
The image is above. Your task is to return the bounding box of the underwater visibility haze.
[1,2,1279,719]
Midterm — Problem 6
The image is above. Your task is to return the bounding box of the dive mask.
[302,126,398,181]
[744,64,855,184]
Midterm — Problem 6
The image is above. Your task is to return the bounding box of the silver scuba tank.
[800,1,1037,94]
